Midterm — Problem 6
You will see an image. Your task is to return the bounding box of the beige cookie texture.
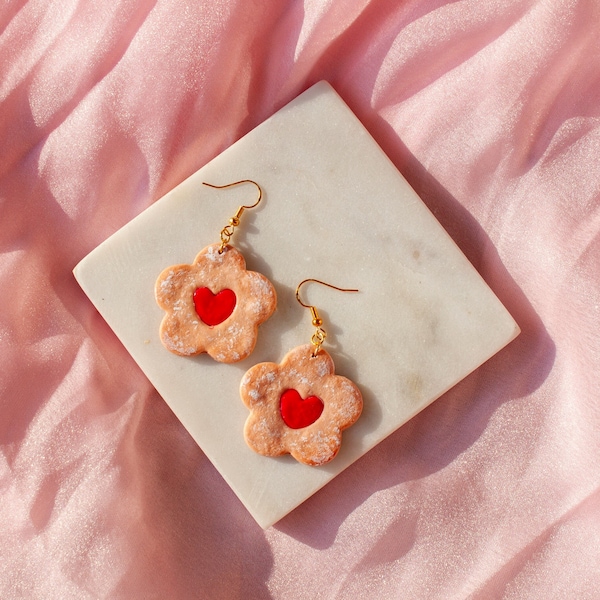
[155,243,276,362]
[240,344,363,466]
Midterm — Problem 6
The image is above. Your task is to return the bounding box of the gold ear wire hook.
[202,180,263,253]
[295,279,359,356]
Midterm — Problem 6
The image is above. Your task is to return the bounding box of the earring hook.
[202,179,263,210]
[202,180,263,253]
[295,279,359,356]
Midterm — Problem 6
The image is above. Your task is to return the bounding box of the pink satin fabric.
[2,1,600,598]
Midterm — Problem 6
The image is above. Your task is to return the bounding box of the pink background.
[2,1,600,598]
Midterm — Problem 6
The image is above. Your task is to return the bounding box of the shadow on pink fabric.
[1,0,599,598]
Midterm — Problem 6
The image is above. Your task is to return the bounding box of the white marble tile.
[74,81,519,528]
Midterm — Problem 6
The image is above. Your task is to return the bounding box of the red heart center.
[193,287,236,326]
[280,389,324,429]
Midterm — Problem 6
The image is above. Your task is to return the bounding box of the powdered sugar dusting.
[159,270,177,290]
[162,331,196,356]
[248,271,274,296]
[316,359,329,377]
[205,245,224,263]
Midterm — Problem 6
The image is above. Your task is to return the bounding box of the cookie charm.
[240,279,362,466]
[155,180,276,363]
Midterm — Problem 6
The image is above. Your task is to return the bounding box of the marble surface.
[73,81,519,528]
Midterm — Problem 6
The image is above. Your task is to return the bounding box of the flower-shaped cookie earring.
[155,180,276,363]
[240,279,363,466]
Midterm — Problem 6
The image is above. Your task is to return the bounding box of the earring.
[240,279,363,466]
[155,180,277,363]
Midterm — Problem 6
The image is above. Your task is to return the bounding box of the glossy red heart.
[280,389,324,429]
[193,287,236,326]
